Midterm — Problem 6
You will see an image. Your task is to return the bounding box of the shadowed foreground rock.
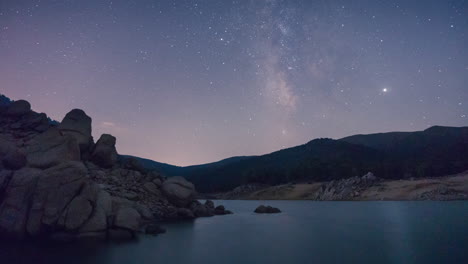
[0,97,232,242]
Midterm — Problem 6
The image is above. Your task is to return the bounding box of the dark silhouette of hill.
[129,126,468,193]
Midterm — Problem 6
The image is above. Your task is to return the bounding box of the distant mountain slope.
[126,126,468,193]
[122,155,253,177]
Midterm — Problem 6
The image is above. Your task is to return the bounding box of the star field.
[1,0,467,165]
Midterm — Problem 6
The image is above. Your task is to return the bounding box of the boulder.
[134,204,154,220]
[79,205,107,233]
[120,157,146,173]
[6,100,31,117]
[162,176,195,207]
[0,135,16,157]
[25,128,81,169]
[90,134,118,168]
[143,182,160,195]
[254,205,281,214]
[2,150,26,170]
[0,168,43,238]
[176,208,195,219]
[0,170,13,196]
[362,172,377,181]
[152,178,162,187]
[29,162,87,231]
[64,196,93,230]
[96,191,112,217]
[190,200,214,217]
[205,200,215,209]
[214,205,232,215]
[58,109,93,153]
[114,207,141,231]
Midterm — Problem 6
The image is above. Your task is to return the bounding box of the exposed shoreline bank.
[208,171,468,201]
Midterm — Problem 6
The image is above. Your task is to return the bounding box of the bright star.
[382,88,388,93]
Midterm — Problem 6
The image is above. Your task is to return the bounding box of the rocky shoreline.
[0,99,231,242]
[212,172,468,201]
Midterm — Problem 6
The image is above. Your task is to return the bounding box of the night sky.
[1,0,467,165]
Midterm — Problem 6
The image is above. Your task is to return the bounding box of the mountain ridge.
[126,125,468,192]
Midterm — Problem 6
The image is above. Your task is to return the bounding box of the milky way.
[1,0,467,165]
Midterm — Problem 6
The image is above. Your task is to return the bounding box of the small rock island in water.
[254,205,281,214]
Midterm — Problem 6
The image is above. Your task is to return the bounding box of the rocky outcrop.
[114,207,141,231]
[254,205,281,214]
[6,100,31,117]
[24,128,81,169]
[214,183,270,199]
[162,176,195,207]
[58,109,93,156]
[0,98,233,242]
[314,172,380,201]
[2,150,26,170]
[214,205,233,215]
[90,134,118,168]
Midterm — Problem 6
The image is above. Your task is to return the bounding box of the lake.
[2,201,467,264]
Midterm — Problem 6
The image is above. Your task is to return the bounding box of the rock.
[190,201,214,217]
[90,134,118,168]
[114,207,141,231]
[25,128,81,169]
[162,176,195,207]
[145,224,166,235]
[79,181,101,202]
[254,205,281,214]
[6,100,31,116]
[111,197,135,215]
[214,205,225,215]
[143,182,160,195]
[79,205,107,233]
[2,150,26,170]
[314,173,380,201]
[132,204,153,220]
[214,205,233,215]
[362,172,377,181]
[33,162,87,229]
[0,136,16,157]
[0,170,13,196]
[121,191,139,201]
[205,200,215,209]
[121,157,146,173]
[64,196,93,230]
[152,178,162,187]
[96,191,112,217]
[176,208,195,219]
[0,168,42,239]
[58,109,93,153]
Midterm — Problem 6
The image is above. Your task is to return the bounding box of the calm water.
[2,201,468,264]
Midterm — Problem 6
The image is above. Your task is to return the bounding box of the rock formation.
[90,134,118,168]
[0,97,232,242]
[313,172,380,200]
[254,205,281,214]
